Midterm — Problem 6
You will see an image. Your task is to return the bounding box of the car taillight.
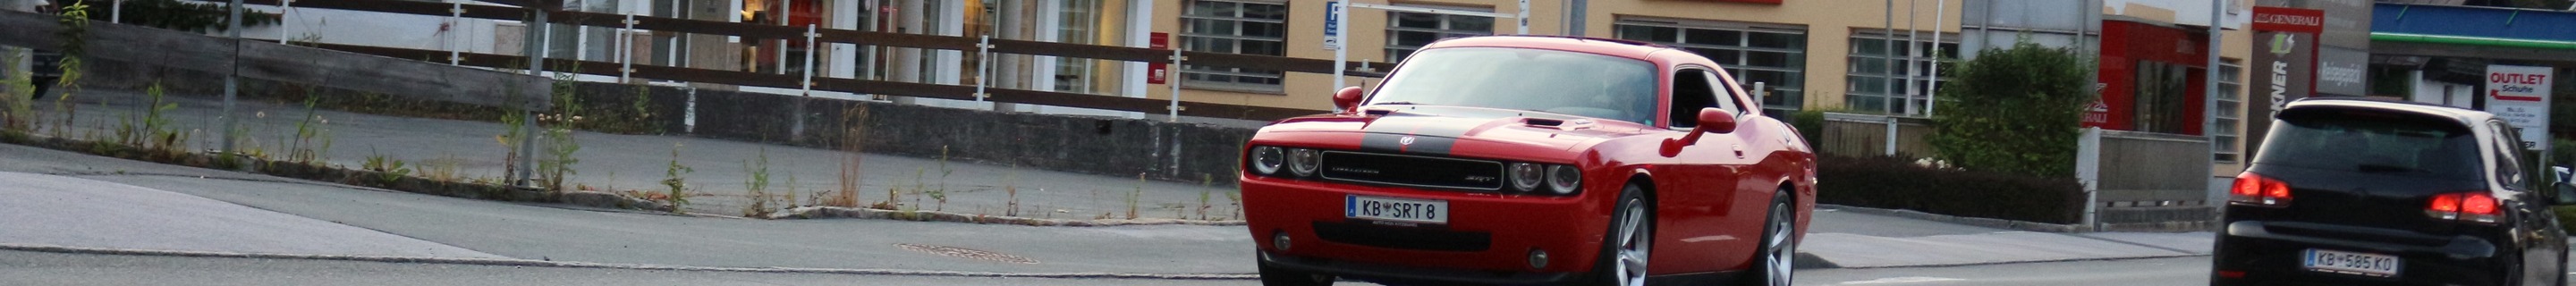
[2426,192,2503,224]
[2228,172,2292,207]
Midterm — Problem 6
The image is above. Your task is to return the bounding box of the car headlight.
[1289,148,1322,177]
[1249,146,1284,175]
[1546,164,1581,195]
[1509,163,1545,192]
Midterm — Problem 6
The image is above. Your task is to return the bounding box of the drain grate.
[895,243,1039,264]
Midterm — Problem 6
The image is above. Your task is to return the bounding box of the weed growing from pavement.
[928,146,953,211]
[285,91,333,164]
[659,143,693,214]
[1004,163,1021,217]
[832,105,869,208]
[1199,174,1214,220]
[422,154,462,182]
[48,0,89,139]
[1127,172,1144,220]
[113,83,183,153]
[741,147,775,218]
[361,150,411,185]
[537,71,583,192]
[496,100,527,181]
[0,49,33,132]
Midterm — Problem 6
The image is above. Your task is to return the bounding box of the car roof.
[1419,35,1674,61]
[2282,97,2495,124]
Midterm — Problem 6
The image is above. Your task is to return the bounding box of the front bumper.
[2211,220,2506,286]
[1241,175,1613,278]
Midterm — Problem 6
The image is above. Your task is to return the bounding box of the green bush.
[1791,109,1826,148]
[1928,39,2093,177]
[2556,206,2576,233]
[1817,155,2086,224]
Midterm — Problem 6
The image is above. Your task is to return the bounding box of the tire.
[1746,188,1797,286]
[1257,258,1334,286]
[2557,248,2569,286]
[1587,184,1652,286]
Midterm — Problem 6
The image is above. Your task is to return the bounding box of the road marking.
[1837,276,1967,284]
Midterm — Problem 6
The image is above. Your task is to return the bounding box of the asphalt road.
[0,143,1257,275]
[4,248,2209,286]
[0,249,1256,286]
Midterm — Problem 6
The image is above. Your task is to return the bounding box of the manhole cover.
[895,243,1039,264]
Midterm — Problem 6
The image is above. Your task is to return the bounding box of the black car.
[2213,97,2572,285]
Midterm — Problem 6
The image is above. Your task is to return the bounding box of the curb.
[1820,205,2088,232]
[771,206,1248,227]
[0,243,1259,280]
[1822,254,2210,270]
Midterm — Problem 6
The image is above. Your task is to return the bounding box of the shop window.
[1845,32,1956,116]
[1614,19,1806,116]
[1384,6,1493,63]
[2132,61,2191,134]
[1181,0,1288,92]
[2216,62,2242,163]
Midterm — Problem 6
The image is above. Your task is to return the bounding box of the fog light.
[1528,248,1549,269]
[1274,232,1292,251]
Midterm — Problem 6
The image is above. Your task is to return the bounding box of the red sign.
[1148,32,1171,85]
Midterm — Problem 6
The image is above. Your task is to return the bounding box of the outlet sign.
[2486,64,2554,150]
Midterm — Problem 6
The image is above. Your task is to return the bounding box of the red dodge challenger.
[1240,35,1818,286]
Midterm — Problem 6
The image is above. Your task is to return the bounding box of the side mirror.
[2555,183,2576,206]
[1697,107,1739,134]
[1659,107,1739,156]
[1332,87,1364,114]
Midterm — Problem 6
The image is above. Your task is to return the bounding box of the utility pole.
[221,0,242,158]
[514,0,550,188]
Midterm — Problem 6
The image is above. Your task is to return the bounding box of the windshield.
[2256,111,2482,181]
[1367,47,1660,125]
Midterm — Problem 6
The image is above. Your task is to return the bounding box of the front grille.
[1318,151,1504,190]
[1313,222,1492,252]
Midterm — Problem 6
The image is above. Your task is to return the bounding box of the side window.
[1701,71,1746,116]
[2491,122,2526,189]
[1668,68,1730,129]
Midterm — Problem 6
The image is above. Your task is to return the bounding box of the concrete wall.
[594,81,1255,185]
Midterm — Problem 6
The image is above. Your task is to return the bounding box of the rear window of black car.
[2256,108,2481,181]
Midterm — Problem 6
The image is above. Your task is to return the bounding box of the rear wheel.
[1747,188,1797,286]
[1587,184,1651,286]
[1257,259,1333,286]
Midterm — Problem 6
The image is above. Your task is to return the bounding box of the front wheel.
[1587,184,1652,286]
[1747,188,1797,286]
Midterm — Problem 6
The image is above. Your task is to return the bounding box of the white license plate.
[2303,248,2400,277]
[1344,195,1447,224]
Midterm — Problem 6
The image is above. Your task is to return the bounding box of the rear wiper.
[1372,102,1418,105]
[2356,164,2419,173]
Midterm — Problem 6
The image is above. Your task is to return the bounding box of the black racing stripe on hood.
[1360,133,1458,156]
[1354,114,1479,156]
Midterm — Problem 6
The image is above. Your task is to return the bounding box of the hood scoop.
[1523,117,1597,130]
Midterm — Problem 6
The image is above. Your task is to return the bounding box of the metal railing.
[233,0,1396,122]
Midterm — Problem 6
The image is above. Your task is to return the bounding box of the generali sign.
[2243,6,2324,159]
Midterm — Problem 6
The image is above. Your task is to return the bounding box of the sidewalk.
[38,88,1243,220]
[1801,208,2213,268]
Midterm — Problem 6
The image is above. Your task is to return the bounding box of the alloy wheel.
[1613,198,1649,286]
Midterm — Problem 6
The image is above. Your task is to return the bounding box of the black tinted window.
[2256,111,2481,181]
[1368,47,1659,125]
